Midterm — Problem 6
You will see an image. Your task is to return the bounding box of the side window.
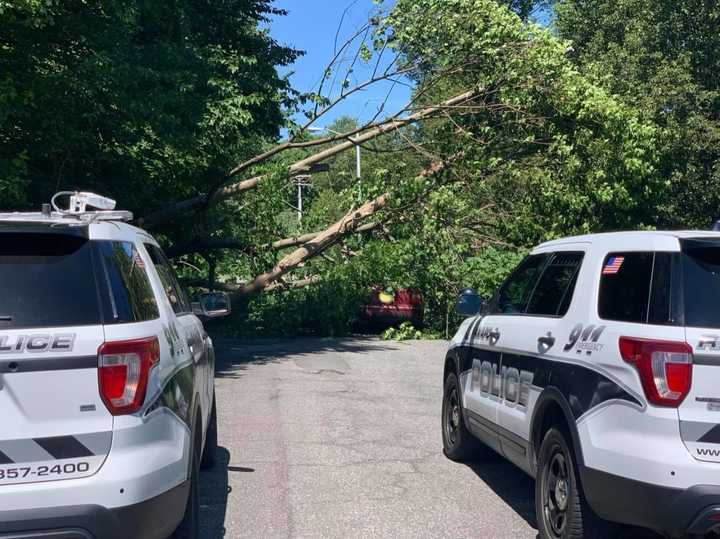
[526,252,584,317]
[598,252,653,323]
[96,241,159,323]
[648,252,671,325]
[145,244,190,314]
[493,254,548,314]
[648,252,682,326]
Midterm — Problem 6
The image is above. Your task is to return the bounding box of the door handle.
[538,334,555,347]
[488,329,500,341]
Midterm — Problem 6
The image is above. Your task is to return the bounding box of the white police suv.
[443,231,720,538]
[0,193,229,539]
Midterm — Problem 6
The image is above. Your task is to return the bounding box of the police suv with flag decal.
[0,193,230,539]
[443,231,720,538]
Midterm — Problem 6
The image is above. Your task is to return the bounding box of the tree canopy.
[0,0,299,212]
[555,0,720,228]
[2,0,718,337]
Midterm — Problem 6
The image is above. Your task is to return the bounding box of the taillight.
[98,337,160,415]
[619,337,693,407]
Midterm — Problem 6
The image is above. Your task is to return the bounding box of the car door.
[459,313,503,453]
[461,254,548,454]
[494,249,586,472]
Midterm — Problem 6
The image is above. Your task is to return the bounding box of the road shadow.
[465,458,663,539]
[465,458,537,529]
[199,446,231,539]
[211,336,400,379]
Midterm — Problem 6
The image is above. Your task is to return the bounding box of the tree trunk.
[236,195,389,296]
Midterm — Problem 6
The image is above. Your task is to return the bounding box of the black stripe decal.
[459,344,498,375]
[455,345,642,419]
[462,317,482,344]
[33,436,94,460]
[504,352,640,418]
[693,354,720,366]
[144,362,195,426]
[0,356,97,374]
[699,424,720,444]
[0,450,13,465]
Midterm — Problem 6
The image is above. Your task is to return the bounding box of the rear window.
[599,251,681,326]
[682,239,720,328]
[0,233,102,330]
[599,253,654,323]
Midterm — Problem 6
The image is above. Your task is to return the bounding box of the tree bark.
[269,222,378,251]
[236,194,389,296]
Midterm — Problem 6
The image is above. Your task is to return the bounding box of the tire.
[171,430,200,539]
[441,371,494,461]
[201,394,218,470]
[535,427,611,539]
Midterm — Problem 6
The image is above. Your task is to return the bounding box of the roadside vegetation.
[1,0,718,337]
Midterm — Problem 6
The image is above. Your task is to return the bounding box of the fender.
[529,387,586,476]
[185,394,201,480]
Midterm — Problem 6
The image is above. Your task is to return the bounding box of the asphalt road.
[198,338,659,539]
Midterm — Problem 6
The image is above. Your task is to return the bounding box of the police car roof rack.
[0,192,133,224]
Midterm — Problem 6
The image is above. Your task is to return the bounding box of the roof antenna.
[41,203,51,218]
[713,220,720,232]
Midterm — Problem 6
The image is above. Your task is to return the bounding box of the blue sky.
[268,1,552,129]
[268,0,410,129]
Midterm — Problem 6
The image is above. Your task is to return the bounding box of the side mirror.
[194,292,231,319]
[455,288,484,317]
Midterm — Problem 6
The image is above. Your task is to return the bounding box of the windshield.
[682,239,720,329]
[0,233,102,330]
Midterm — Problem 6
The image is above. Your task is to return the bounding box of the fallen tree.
[136,88,481,229]
[182,155,458,296]
[236,193,389,295]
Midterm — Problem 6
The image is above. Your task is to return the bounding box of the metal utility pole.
[355,143,362,201]
[295,175,312,223]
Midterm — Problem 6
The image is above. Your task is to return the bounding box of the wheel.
[535,427,611,539]
[441,371,493,461]
[171,431,200,539]
[201,394,218,470]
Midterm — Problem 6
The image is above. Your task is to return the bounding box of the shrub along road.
[198,338,658,538]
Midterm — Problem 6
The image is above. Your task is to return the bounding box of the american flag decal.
[603,256,625,275]
[133,251,145,269]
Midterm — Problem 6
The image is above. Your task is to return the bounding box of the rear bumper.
[0,479,188,539]
[582,466,720,536]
